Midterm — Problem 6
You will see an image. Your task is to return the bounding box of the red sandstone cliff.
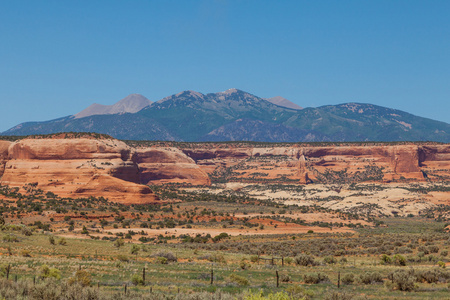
[1,138,157,204]
[135,147,210,185]
[1,137,449,203]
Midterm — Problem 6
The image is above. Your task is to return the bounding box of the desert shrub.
[286,285,314,299]
[359,272,383,284]
[244,290,298,300]
[393,254,407,266]
[415,267,450,283]
[284,257,293,265]
[280,274,290,282]
[114,238,125,248]
[295,254,317,266]
[380,254,391,265]
[304,273,329,284]
[40,265,61,280]
[117,254,129,262]
[390,269,417,291]
[156,256,168,264]
[323,256,337,264]
[131,274,144,286]
[213,232,229,242]
[153,251,177,262]
[418,245,429,255]
[324,291,354,300]
[250,255,260,263]
[229,273,249,286]
[428,245,440,254]
[2,234,19,243]
[341,273,354,285]
[240,260,250,270]
[58,237,67,245]
[21,250,31,257]
[208,253,226,264]
[21,227,32,236]
[68,270,91,287]
[441,250,448,257]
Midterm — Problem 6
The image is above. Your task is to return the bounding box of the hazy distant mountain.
[3,89,450,142]
[74,94,152,118]
[265,96,303,110]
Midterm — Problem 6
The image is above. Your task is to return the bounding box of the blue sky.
[1,0,449,132]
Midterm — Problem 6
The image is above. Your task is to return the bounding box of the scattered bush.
[295,254,317,266]
[68,269,91,287]
[341,273,355,285]
[359,272,383,284]
[229,273,249,286]
[304,273,329,284]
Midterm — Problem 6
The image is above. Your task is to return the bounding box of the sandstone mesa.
[0,135,449,205]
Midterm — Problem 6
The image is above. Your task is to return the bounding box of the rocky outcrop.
[1,136,448,203]
[0,141,12,179]
[1,137,158,204]
[135,147,210,185]
[177,144,440,183]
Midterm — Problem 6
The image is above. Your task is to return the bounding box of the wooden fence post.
[276,270,279,288]
[210,268,214,285]
[143,267,146,286]
[124,284,127,295]
[6,264,10,280]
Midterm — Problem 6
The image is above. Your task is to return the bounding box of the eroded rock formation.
[1,137,157,204]
[1,136,449,204]
[135,147,210,185]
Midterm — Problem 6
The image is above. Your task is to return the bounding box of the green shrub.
[131,274,144,286]
[40,265,61,280]
[229,273,249,286]
[323,256,337,264]
[390,269,417,291]
[156,256,168,264]
[68,269,91,287]
[304,273,329,284]
[341,273,354,285]
[359,272,383,284]
[393,254,406,266]
[153,251,177,262]
[117,254,129,262]
[295,254,317,266]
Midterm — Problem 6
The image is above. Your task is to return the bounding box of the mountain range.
[3,89,450,142]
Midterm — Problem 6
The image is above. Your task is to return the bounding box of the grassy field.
[2,183,450,299]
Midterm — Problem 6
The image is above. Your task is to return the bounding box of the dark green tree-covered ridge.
[3,89,450,142]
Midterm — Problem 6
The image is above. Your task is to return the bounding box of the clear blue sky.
[1,0,449,132]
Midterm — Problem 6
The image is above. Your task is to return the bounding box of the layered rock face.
[1,136,448,204]
[1,137,157,204]
[181,144,450,183]
[135,147,210,185]
[0,141,12,179]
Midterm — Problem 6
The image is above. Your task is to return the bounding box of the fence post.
[282,257,284,267]
[124,284,127,295]
[210,268,214,285]
[143,267,146,286]
[6,264,10,280]
[276,270,279,288]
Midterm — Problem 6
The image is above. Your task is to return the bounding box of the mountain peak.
[221,88,240,94]
[265,96,303,110]
[74,94,152,119]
